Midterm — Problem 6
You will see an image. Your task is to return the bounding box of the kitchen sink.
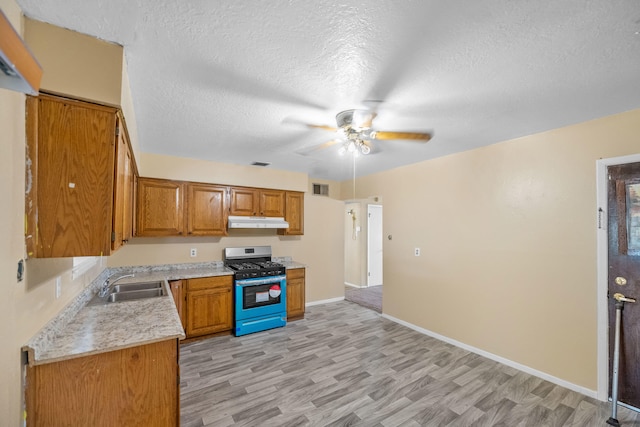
[89,280,168,305]
[112,281,164,293]
[107,287,167,302]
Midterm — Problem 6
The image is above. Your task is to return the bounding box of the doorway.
[597,153,640,410]
[343,201,383,313]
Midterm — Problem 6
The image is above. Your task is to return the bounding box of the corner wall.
[24,18,123,105]
[352,108,640,391]
[0,10,124,423]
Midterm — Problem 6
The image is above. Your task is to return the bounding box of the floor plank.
[180,301,639,426]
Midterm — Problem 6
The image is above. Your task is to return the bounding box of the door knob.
[614,277,627,286]
[613,293,636,303]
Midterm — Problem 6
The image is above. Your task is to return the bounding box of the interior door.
[367,204,383,287]
[607,162,640,409]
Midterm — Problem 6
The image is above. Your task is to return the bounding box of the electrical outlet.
[190,248,197,257]
[55,277,62,299]
[414,248,421,256]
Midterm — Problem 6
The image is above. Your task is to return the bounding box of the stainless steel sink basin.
[89,280,168,304]
[107,287,167,302]
[112,281,164,293]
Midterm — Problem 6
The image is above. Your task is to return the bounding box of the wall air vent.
[0,10,42,95]
[251,161,271,167]
[312,183,329,196]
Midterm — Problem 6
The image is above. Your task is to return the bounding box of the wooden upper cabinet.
[260,189,285,217]
[136,178,184,236]
[279,191,304,235]
[229,186,285,217]
[25,94,120,258]
[187,183,227,236]
[112,114,135,251]
[229,187,258,216]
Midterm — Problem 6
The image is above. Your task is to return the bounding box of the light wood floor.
[180,301,640,426]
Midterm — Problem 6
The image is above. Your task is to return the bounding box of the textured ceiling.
[15,0,640,181]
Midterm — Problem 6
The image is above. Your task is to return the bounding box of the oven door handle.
[235,275,286,286]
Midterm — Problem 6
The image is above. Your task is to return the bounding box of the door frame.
[596,152,640,401]
[367,204,383,287]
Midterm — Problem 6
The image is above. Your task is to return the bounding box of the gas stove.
[226,261,285,279]
[224,246,285,279]
[224,246,287,336]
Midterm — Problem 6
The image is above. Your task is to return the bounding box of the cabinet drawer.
[187,276,232,291]
[286,268,305,280]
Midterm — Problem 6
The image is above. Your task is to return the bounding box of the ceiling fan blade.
[306,124,337,132]
[295,139,341,156]
[372,131,432,141]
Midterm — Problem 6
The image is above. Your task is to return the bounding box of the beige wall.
[352,108,640,390]
[140,152,308,192]
[24,18,123,105]
[109,154,345,303]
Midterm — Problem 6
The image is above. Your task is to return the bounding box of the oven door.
[235,275,286,321]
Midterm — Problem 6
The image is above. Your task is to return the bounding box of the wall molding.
[306,296,344,307]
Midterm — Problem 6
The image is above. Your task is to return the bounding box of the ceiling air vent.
[312,183,329,196]
[251,161,271,167]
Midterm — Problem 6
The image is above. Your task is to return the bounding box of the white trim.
[367,204,383,287]
[382,313,597,399]
[345,282,367,289]
[595,153,640,402]
[306,296,345,307]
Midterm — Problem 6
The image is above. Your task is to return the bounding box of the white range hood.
[228,216,289,229]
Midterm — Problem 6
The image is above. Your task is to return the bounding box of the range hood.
[228,216,289,229]
[0,10,42,95]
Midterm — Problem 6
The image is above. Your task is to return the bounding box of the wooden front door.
[607,161,640,408]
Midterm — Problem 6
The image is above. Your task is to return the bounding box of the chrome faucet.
[99,273,135,297]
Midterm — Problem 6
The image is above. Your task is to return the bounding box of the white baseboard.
[306,296,344,307]
[344,282,366,288]
[381,313,597,399]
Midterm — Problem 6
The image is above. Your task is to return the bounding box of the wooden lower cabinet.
[26,339,179,427]
[169,280,186,328]
[185,276,233,337]
[286,268,306,320]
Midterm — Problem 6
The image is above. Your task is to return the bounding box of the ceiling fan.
[297,108,432,156]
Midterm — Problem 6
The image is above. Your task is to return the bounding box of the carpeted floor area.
[344,285,382,313]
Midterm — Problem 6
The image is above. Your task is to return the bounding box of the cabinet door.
[136,178,184,236]
[279,191,304,235]
[26,340,178,426]
[122,138,134,243]
[111,116,135,251]
[286,269,305,320]
[169,280,185,329]
[229,187,258,216]
[187,183,227,235]
[185,277,233,337]
[259,189,285,217]
[26,95,117,258]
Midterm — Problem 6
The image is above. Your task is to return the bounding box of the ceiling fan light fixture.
[338,146,347,156]
[359,142,371,154]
